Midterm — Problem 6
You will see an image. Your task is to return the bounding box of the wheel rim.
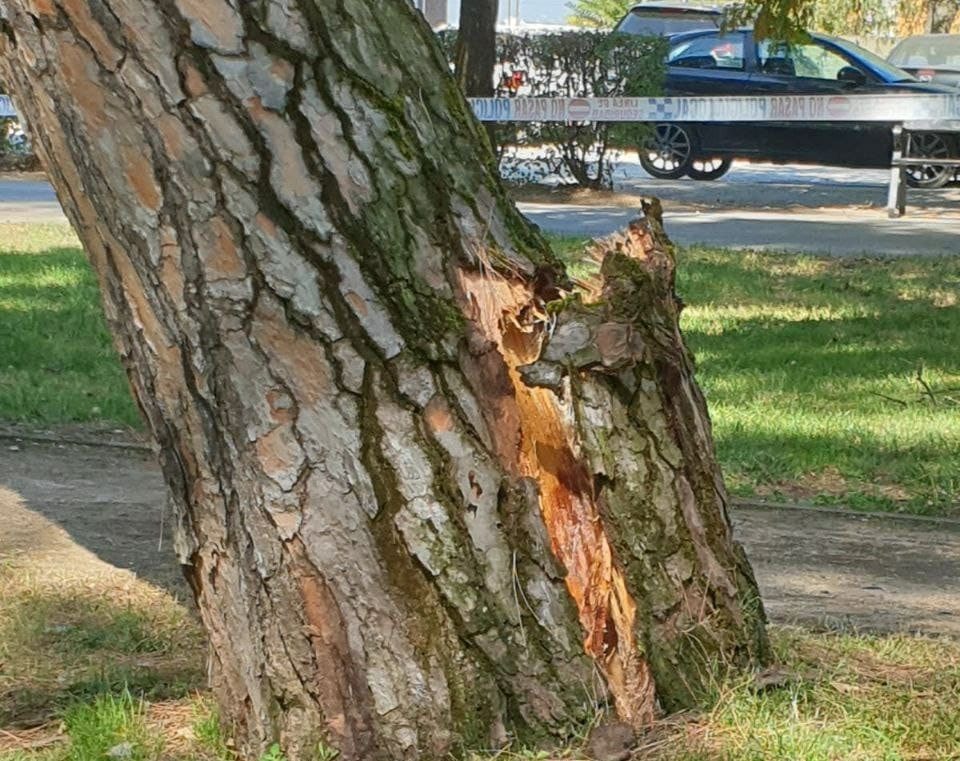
[906,133,951,184]
[644,125,692,173]
[690,158,726,174]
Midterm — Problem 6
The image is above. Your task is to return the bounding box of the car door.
[664,31,765,154]
[747,38,890,166]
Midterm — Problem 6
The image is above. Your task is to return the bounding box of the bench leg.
[887,166,906,218]
[887,125,907,218]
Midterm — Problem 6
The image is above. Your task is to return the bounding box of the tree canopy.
[566,0,894,38]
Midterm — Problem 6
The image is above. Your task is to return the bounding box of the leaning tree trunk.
[0,2,769,759]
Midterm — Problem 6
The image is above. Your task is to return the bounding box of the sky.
[447,0,571,25]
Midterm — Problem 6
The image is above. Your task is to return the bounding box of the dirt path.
[1,433,958,637]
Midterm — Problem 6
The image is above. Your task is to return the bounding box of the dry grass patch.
[0,557,204,731]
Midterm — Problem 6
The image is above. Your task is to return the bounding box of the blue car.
[624,28,959,187]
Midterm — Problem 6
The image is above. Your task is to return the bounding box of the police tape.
[469,94,960,124]
[0,96,16,118]
[3,92,956,127]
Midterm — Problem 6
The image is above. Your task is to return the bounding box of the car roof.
[627,2,725,14]
[895,33,960,42]
[666,27,844,45]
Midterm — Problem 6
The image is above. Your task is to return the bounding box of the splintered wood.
[455,218,663,726]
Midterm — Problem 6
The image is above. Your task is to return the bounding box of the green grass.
[680,248,960,516]
[2,225,959,514]
[0,547,207,761]
[553,237,960,516]
[61,692,159,761]
[0,224,138,426]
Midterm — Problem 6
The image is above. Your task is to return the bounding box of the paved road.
[3,166,959,255]
[1,430,958,636]
[521,203,960,256]
[518,160,960,255]
[0,174,64,223]
[612,160,960,211]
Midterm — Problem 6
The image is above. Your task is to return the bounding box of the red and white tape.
[469,95,960,124]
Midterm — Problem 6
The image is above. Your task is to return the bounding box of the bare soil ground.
[1,427,959,638]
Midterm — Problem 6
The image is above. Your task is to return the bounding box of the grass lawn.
[681,248,960,517]
[0,224,138,427]
[4,572,960,761]
[2,224,959,515]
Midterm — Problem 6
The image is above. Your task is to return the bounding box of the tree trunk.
[0,2,769,759]
[455,0,499,149]
[455,0,498,99]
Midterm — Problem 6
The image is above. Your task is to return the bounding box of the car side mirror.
[837,66,867,87]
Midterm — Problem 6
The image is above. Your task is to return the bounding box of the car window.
[669,34,746,70]
[758,40,856,80]
[888,36,960,69]
[617,9,722,37]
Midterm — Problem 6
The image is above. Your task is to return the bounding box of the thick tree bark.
[0,2,769,759]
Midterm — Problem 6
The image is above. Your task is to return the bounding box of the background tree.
[455,0,499,98]
[741,0,893,38]
[568,0,891,37]
[898,0,960,34]
[0,1,769,759]
[567,0,629,28]
[455,0,499,146]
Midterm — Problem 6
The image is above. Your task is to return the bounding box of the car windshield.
[616,9,722,36]
[888,35,960,70]
[827,36,917,82]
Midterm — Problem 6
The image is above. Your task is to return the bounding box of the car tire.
[686,157,732,181]
[639,124,695,179]
[904,132,956,189]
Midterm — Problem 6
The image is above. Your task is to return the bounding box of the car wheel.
[686,157,732,181]
[639,124,694,179]
[905,132,955,189]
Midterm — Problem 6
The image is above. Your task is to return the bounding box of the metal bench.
[887,120,960,217]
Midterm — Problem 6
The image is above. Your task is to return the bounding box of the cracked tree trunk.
[0,2,769,759]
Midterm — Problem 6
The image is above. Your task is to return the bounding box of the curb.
[733,498,960,527]
[0,430,152,453]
